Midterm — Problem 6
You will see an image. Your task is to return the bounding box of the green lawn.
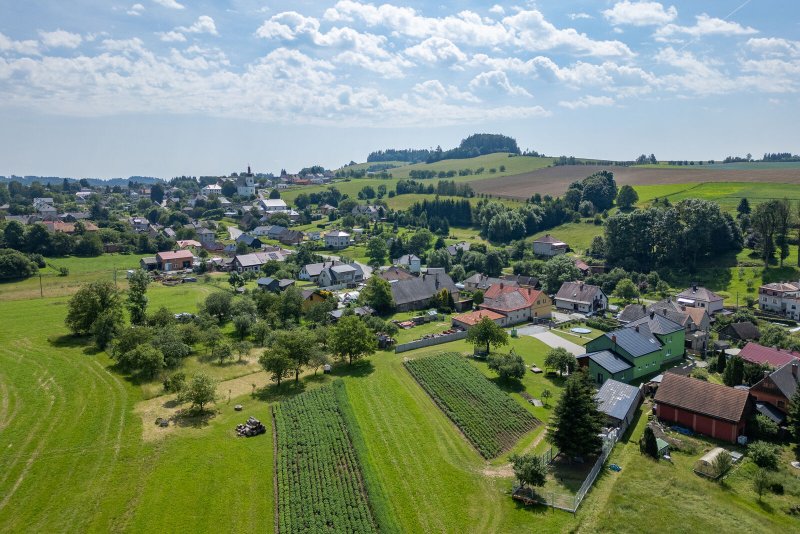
[530,221,604,254]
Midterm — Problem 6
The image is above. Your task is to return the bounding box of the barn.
[654,373,751,444]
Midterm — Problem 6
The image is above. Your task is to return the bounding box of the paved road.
[515,327,585,356]
[227,226,243,240]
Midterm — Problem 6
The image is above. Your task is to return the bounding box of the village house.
[393,254,421,274]
[619,299,711,351]
[236,234,263,249]
[196,227,216,246]
[580,312,685,384]
[554,281,607,314]
[500,274,540,289]
[758,281,800,319]
[143,250,194,272]
[129,217,150,233]
[260,198,288,212]
[718,322,761,343]
[299,260,343,283]
[391,272,458,312]
[463,273,517,292]
[478,283,551,326]
[739,342,799,368]
[324,230,351,249]
[445,241,470,257]
[676,285,724,314]
[256,277,295,293]
[202,183,222,196]
[300,289,329,310]
[750,359,800,417]
[380,266,414,282]
[43,221,99,234]
[351,205,381,220]
[451,309,505,329]
[318,263,364,288]
[329,306,374,322]
[232,249,291,273]
[533,234,568,257]
[595,379,643,433]
[654,373,751,444]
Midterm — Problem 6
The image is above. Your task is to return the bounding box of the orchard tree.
[127,269,151,326]
[65,281,122,336]
[228,271,245,291]
[259,348,292,386]
[271,328,320,383]
[179,373,217,412]
[487,350,526,381]
[204,291,233,323]
[548,368,605,459]
[509,453,547,489]
[466,317,508,355]
[788,388,800,445]
[329,315,377,365]
[541,255,581,293]
[544,347,576,377]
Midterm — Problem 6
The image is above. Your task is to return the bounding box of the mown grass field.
[2,258,799,533]
[634,182,800,213]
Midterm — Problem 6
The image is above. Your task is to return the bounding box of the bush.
[690,368,709,381]
[748,441,779,470]
[163,372,187,393]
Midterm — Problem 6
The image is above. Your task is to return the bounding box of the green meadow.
[1,258,798,532]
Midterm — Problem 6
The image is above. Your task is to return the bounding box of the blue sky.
[0,0,798,178]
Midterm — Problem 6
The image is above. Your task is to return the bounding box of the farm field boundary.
[471,164,800,199]
[404,352,539,458]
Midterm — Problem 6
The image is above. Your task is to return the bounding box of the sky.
[0,0,798,179]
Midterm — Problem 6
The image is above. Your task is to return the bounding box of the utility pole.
[39,274,43,298]
[113,267,117,288]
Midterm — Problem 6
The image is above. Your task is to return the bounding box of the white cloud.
[469,70,531,97]
[158,31,187,42]
[324,1,632,57]
[179,16,218,36]
[152,0,184,9]
[412,79,479,102]
[0,32,39,55]
[603,1,677,26]
[502,10,634,57]
[39,29,83,49]
[559,95,614,109]
[568,13,592,21]
[127,4,145,16]
[655,14,757,41]
[746,37,800,57]
[489,5,504,15]
[404,37,466,64]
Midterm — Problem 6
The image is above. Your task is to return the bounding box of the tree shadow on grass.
[330,359,375,379]
[489,376,526,394]
[253,380,308,403]
[48,333,102,355]
[756,499,775,514]
[172,408,216,429]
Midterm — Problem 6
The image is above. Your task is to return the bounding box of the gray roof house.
[463,273,517,292]
[595,379,643,432]
[390,272,458,312]
[554,282,608,313]
[318,263,364,288]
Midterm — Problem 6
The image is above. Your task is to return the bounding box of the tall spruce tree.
[547,368,605,459]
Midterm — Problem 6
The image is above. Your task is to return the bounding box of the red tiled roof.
[655,373,749,423]
[739,342,799,368]
[452,309,505,326]
[156,250,194,262]
[482,284,544,312]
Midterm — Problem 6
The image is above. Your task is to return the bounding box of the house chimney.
[649,311,655,320]
[662,309,667,316]
[635,325,640,333]
[611,334,617,345]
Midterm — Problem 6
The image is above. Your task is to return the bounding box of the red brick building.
[654,373,751,444]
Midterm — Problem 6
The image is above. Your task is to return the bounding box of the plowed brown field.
[471,165,800,199]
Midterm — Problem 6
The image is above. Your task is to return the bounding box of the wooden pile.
[235,416,266,437]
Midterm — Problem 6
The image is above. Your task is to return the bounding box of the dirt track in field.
[470,165,800,199]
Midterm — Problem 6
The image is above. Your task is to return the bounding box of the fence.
[394,330,467,353]
[513,430,619,513]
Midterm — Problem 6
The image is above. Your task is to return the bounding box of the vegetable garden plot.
[273,385,378,534]
[405,353,539,458]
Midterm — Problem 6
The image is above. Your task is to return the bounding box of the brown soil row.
[471,165,800,199]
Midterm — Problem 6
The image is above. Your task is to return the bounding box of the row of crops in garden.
[273,383,378,533]
[404,352,539,458]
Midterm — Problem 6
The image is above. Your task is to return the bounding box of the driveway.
[519,329,585,356]
[227,226,243,240]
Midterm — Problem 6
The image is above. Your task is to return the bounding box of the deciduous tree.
[466,317,508,355]
[329,315,377,365]
[127,269,151,326]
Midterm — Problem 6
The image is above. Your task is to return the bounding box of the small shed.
[656,438,670,457]
[595,379,643,434]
